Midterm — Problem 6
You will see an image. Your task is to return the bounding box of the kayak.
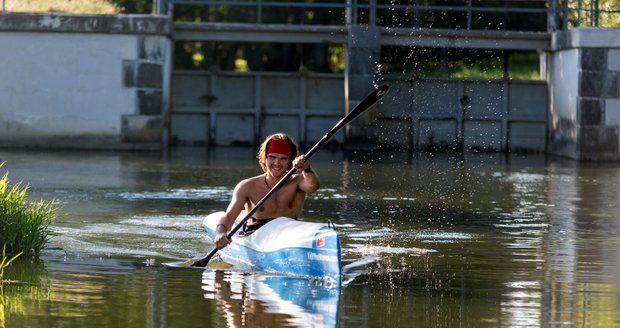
[203,212,341,282]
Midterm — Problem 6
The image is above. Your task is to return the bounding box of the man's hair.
[257,133,299,172]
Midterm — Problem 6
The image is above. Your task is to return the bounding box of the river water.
[1,148,620,327]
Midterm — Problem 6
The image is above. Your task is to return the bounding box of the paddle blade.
[191,248,218,267]
[304,84,389,158]
[336,84,389,130]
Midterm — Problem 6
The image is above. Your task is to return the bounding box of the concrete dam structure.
[0,5,619,160]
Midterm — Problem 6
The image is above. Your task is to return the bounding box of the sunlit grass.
[2,0,120,14]
[0,165,58,259]
[382,51,540,80]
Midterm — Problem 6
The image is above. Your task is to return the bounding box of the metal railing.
[554,0,619,30]
[156,0,619,31]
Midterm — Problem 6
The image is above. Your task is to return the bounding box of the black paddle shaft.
[191,84,389,267]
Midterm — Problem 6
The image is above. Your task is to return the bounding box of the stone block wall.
[549,28,620,160]
[120,35,170,144]
[579,48,620,159]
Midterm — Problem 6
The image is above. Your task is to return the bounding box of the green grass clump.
[0,166,57,259]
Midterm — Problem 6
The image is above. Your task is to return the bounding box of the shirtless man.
[214,133,320,249]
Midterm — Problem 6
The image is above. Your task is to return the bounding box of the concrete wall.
[549,28,620,160]
[0,13,171,149]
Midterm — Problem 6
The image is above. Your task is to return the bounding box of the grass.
[2,0,119,14]
[0,164,57,260]
[381,52,541,81]
[0,247,21,282]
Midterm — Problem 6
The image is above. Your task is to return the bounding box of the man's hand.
[214,224,231,249]
[293,155,311,172]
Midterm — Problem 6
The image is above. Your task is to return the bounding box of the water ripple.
[116,187,231,201]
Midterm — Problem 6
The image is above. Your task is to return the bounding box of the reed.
[0,246,21,282]
[0,167,57,259]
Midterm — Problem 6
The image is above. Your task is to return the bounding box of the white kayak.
[203,212,341,282]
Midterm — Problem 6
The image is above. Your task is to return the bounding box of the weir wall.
[0,13,618,160]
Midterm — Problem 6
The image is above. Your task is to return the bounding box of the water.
[1,148,620,327]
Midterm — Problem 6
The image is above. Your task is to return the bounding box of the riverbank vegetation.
[1,0,152,14]
[2,0,120,14]
[0,167,57,261]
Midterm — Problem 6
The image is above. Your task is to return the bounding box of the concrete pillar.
[344,25,381,150]
[548,28,620,160]
[121,35,170,146]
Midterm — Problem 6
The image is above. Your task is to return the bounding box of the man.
[214,133,320,249]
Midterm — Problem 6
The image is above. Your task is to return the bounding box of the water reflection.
[0,260,50,328]
[202,270,340,327]
[541,161,620,327]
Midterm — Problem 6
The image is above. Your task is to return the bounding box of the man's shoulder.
[238,174,264,186]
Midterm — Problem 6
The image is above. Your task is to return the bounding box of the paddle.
[191,84,389,267]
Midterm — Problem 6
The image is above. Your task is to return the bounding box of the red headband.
[267,138,292,158]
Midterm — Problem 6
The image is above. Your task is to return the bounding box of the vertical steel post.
[345,0,352,25]
[594,0,600,26]
[257,0,262,24]
[370,0,376,26]
[414,0,421,28]
[467,0,472,30]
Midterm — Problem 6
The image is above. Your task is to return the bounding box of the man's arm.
[293,155,320,193]
[214,180,248,249]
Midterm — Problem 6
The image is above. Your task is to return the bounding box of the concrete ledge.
[553,27,620,50]
[174,22,345,43]
[174,22,551,51]
[0,12,171,35]
[383,27,551,50]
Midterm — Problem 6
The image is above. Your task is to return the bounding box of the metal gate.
[377,78,548,153]
[171,72,548,152]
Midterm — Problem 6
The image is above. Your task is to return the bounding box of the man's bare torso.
[243,174,306,219]
[245,174,306,220]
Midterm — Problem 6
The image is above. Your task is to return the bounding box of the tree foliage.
[108,0,152,13]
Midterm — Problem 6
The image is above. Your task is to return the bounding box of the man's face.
[266,153,290,176]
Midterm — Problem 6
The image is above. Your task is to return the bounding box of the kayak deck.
[203,212,341,282]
